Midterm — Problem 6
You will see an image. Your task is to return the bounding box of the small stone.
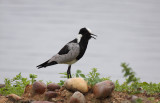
[93,80,115,98]
[47,83,60,91]
[130,95,138,103]
[32,81,47,94]
[0,96,8,103]
[45,91,57,100]
[51,98,62,102]
[69,91,86,103]
[64,78,88,93]
[8,94,22,101]
[32,101,54,103]
[121,100,131,103]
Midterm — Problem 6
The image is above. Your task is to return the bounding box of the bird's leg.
[67,65,72,78]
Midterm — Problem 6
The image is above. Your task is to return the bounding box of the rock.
[121,100,131,103]
[32,101,54,103]
[32,81,47,94]
[93,80,115,98]
[64,78,88,93]
[51,98,64,103]
[47,83,60,91]
[23,85,32,98]
[7,94,22,101]
[0,96,8,103]
[45,91,57,100]
[69,91,86,103]
[130,95,138,103]
[61,89,73,97]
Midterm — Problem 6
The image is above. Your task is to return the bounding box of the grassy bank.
[0,63,160,103]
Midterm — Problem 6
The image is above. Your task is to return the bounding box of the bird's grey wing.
[48,43,80,64]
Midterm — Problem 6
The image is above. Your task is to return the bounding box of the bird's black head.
[78,28,97,41]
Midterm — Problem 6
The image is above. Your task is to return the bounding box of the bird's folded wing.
[48,43,80,64]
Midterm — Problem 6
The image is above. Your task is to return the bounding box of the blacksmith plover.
[37,27,97,78]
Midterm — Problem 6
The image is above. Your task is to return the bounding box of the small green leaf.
[76,74,79,77]
[79,74,86,78]
[76,70,82,74]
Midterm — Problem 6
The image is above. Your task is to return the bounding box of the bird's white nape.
[77,34,82,43]
[86,28,92,33]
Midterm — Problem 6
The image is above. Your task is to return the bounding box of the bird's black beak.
[91,34,97,39]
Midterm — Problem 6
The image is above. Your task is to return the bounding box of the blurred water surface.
[0,0,160,83]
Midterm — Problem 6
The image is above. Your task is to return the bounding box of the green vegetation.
[115,63,160,95]
[0,63,160,98]
[58,68,110,86]
[58,63,160,95]
[0,73,37,96]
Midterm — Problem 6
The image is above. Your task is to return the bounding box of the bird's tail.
[37,60,57,69]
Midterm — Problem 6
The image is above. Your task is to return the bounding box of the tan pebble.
[70,91,86,103]
[64,78,88,93]
[8,94,22,101]
[0,96,8,103]
[24,85,32,93]
[131,95,138,102]
[51,98,57,102]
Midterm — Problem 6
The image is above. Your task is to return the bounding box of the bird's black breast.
[76,45,86,60]
[76,42,88,60]
[76,36,90,60]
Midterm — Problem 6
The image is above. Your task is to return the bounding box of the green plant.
[58,69,88,86]
[46,80,52,85]
[58,68,110,86]
[74,69,86,78]
[121,63,141,93]
[58,80,65,86]
[115,63,160,95]
[29,74,37,84]
[85,68,101,86]
[0,73,38,96]
[135,98,143,103]
[1,63,159,98]
[121,63,140,84]
[85,68,110,86]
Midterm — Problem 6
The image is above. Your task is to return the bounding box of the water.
[0,0,160,83]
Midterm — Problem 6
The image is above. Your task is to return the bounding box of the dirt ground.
[0,85,159,103]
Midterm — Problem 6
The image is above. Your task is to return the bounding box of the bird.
[37,27,97,78]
